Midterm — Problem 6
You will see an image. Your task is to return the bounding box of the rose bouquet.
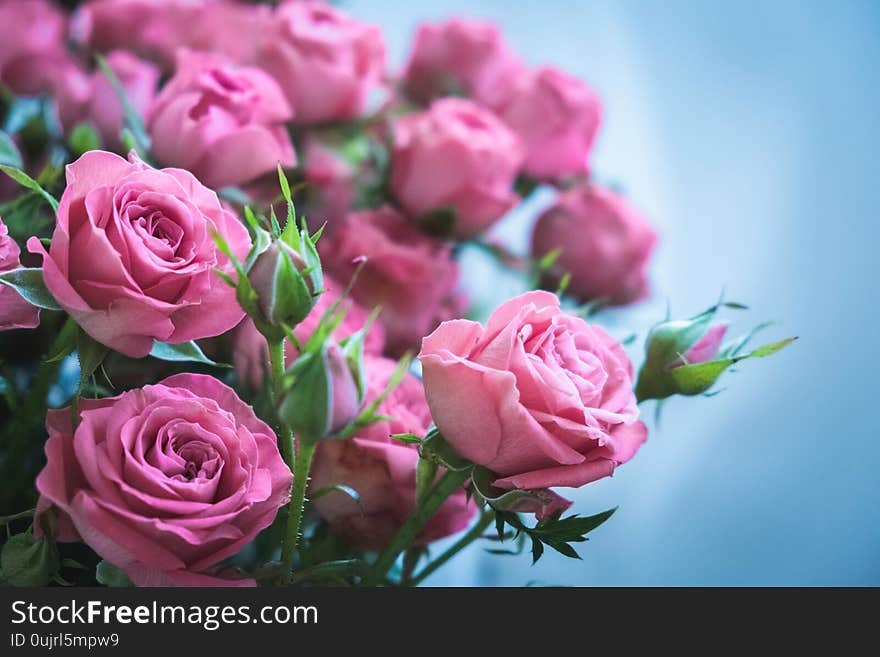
[0,0,794,588]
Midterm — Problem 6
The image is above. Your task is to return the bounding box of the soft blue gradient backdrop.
[348,0,880,585]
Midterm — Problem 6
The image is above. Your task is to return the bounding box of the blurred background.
[348,0,880,585]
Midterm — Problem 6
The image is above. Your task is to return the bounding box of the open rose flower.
[531,184,657,305]
[0,218,40,331]
[403,17,523,107]
[321,207,462,355]
[390,98,523,238]
[494,66,602,180]
[257,1,386,125]
[28,150,251,358]
[233,275,386,389]
[148,50,295,189]
[310,356,476,549]
[0,0,69,95]
[34,374,292,587]
[419,291,647,517]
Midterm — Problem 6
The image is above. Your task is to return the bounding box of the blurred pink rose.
[0,0,68,94]
[310,356,476,550]
[257,1,386,124]
[148,50,295,189]
[419,291,647,517]
[73,0,271,69]
[403,17,523,107]
[28,150,251,358]
[390,98,523,238]
[321,206,462,355]
[87,50,160,150]
[494,66,602,180]
[35,374,291,587]
[233,275,385,388]
[0,218,40,331]
[531,184,657,306]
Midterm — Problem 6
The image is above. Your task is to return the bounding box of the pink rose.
[531,184,657,306]
[494,66,602,180]
[233,275,386,389]
[74,0,271,69]
[390,98,523,238]
[35,374,291,587]
[419,291,647,517]
[321,207,462,355]
[310,356,476,549]
[403,18,523,107]
[148,50,296,189]
[87,50,160,151]
[257,1,386,124]
[0,0,68,94]
[28,150,251,358]
[0,218,40,331]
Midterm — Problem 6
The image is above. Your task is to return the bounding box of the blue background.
[348,0,880,585]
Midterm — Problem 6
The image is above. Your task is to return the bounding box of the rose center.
[174,440,221,482]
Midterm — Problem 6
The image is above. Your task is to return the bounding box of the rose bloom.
[28,150,251,358]
[403,17,523,107]
[0,217,40,331]
[35,374,291,587]
[310,356,476,549]
[419,291,647,517]
[494,66,602,180]
[257,1,386,124]
[233,275,385,389]
[86,50,160,150]
[148,50,295,189]
[0,0,69,94]
[73,0,272,69]
[390,98,523,238]
[531,184,657,306]
[321,206,462,355]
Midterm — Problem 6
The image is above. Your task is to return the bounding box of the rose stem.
[363,467,471,586]
[279,440,316,583]
[408,508,494,587]
[267,339,294,467]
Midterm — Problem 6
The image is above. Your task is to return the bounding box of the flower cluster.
[0,0,793,588]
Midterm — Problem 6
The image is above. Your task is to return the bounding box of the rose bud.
[390,98,524,238]
[402,17,523,107]
[635,298,797,402]
[419,291,647,518]
[257,1,386,125]
[278,339,365,444]
[531,183,658,306]
[494,66,602,180]
[246,238,319,339]
[148,50,296,189]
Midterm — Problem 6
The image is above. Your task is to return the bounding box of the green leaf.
[0,165,59,211]
[95,560,132,587]
[95,54,151,156]
[77,329,109,384]
[45,319,78,362]
[538,247,561,272]
[0,130,23,168]
[149,340,228,367]
[278,349,333,443]
[390,433,423,445]
[472,466,551,510]
[0,532,59,587]
[0,268,61,310]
